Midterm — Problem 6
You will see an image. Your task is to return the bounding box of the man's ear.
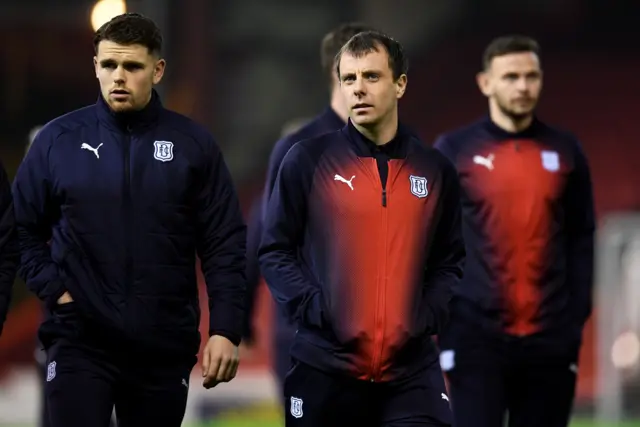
[476,71,491,97]
[93,56,99,78]
[153,58,166,85]
[395,74,408,99]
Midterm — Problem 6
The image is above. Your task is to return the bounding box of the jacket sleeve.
[563,141,595,328]
[196,138,247,346]
[262,137,295,214]
[422,157,465,335]
[258,144,325,328]
[0,162,18,335]
[239,138,296,343]
[12,129,66,308]
[240,137,296,343]
[241,197,263,343]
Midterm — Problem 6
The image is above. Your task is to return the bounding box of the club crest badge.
[410,175,429,198]
[153,140,174,162]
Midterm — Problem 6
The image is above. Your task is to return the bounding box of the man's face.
[478,52,542,119]
[338,47,407,128]
[93,40,165,113]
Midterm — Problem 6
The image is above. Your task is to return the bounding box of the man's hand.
[202,335,239,389]
[57,291,74,305]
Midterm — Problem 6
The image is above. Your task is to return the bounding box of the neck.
[329,86,349,123]
[352,110,398,145]
[489,101,533,133]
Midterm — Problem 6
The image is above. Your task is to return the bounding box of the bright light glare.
[91,0,127,32]
[611,331,640,369]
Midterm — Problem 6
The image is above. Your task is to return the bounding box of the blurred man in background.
[13,13,246,427]
[434,35,595,427]
[0,158,18,337]
[260,30,462,426]
[243,22,374,396]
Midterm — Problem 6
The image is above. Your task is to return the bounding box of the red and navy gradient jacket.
[434,116,595,340]
[259,120,465,382]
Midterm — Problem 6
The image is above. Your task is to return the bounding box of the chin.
[351,115,377,127]
[108,101,135,113]
[507,107,535,120]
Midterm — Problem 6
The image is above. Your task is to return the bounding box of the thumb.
[202,348,210,377]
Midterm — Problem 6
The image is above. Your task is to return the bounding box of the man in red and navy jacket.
[260,30,464,427]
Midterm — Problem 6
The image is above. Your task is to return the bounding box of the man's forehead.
[96,41,151,59]
[340,49,389,71]
[490,52,540,72]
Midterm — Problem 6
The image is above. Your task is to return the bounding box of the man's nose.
[112,66,126,84]
[352,77,366,96]
[515,77,529,92]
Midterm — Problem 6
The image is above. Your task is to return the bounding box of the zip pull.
[382,189,387,207]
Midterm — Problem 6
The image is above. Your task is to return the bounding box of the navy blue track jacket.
[0,162,18,335]
[12,91,247,355]
[434,116,595,341]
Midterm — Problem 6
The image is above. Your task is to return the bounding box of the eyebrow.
[99,59,146,68]
[341,69,383,78]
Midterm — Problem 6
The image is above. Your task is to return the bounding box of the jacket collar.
[482,114,543,139]
[96,89,162,133]
[342,118,410,159]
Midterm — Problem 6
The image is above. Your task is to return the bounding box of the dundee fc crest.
[153,140,174,162]
[409,175,428,198]
[290,396,304,418]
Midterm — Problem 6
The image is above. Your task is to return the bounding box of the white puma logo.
[81,142,104,159]
[473,153,494,170]
[441,393,449,402]
[334,174,355,190]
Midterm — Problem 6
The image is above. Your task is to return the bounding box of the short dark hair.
[482,35,540,71]
[335,31,408,81]
[93,13,163,56]
[320,22,375,87]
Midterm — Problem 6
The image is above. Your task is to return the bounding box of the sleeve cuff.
[44,280,66,310]
[208,297,244,346]
[209,328,242,346]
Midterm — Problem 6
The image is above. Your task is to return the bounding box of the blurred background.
[0,0,639,426]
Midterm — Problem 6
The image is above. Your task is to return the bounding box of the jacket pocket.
[38,301,84,348]
[53,300,79,320]
[300,290,328,330]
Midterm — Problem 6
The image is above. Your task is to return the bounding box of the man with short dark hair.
[243,22,375,395]
[434,35,595,427]
[260,30,463,427]
[13,13,246,427]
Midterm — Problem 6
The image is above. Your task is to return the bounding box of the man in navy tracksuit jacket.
[243,22,374,394]
[435,35,595,427]
[260,31,463,427]
[12,13,246,427]
[0,161,18,337]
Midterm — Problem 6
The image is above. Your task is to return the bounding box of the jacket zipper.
[123,126,133,317]
[370,159,388,381]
